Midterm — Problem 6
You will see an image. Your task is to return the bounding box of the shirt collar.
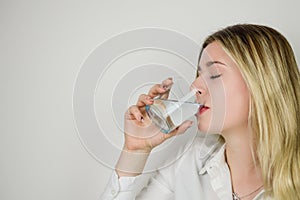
[199,143,226,175]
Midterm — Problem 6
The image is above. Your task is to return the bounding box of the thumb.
[167,120,194,137]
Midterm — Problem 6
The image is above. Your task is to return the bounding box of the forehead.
[199,41,233,65]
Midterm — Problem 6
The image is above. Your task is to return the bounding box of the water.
[146,99,202,133]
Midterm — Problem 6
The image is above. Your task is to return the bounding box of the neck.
[222,125,263,197]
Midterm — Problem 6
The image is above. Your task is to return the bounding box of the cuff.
[101,170,153,199]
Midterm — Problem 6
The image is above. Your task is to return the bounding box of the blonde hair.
[201,24,300,199]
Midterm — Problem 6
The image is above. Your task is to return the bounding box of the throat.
[224,145,263,199]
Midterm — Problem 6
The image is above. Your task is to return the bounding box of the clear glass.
[146,86,202,134]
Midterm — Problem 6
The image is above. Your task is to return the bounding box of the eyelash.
[197,70,222,79]
[210,74,222,79]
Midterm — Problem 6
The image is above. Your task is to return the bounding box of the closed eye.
[210,74,222,79]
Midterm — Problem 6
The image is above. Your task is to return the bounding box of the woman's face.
[192,41,250,134]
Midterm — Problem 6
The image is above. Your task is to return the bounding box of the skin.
[193,41,250,136]
[193,42,263,198]
[116,41,263,199]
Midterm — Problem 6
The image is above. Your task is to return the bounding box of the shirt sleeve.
[100,170,151,199]
[100,169,174,200]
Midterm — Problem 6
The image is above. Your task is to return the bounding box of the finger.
[126,105,144,122]
[148,78,173,98]
[147,84,167,98]
[161,77,173,90]
[136,94,154,107]
[160,78,174,99]
[160,86,171,99]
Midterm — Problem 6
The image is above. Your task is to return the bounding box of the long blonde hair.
[201,24,300,199]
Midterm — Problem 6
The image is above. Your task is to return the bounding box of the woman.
[101,24,300,200]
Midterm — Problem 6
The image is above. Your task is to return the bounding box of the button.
[111,189,116,196]
[207,165,215,175]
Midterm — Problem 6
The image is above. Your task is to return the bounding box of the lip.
[198,105,210,115]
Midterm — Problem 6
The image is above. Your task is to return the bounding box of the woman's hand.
[116,78,194,177]
[123,78,194,153]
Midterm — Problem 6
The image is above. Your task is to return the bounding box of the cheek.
[197,78,227,134]
[223,80,250,128]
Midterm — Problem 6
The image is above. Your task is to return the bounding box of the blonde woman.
[101,24,300,200]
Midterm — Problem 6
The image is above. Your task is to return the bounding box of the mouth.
[198,105,210,115]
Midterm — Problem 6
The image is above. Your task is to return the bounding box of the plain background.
[1,0,299,200]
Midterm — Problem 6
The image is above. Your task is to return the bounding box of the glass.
[146,79,202,133]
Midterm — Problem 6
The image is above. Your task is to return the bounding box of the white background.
[1,0,299,200]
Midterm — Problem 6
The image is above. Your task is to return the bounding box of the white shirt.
[101,134,267,200]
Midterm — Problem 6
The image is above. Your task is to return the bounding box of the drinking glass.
[146,79,202,133]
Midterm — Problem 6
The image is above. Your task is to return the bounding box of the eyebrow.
[207,61,226,67]
[198,61,226,71]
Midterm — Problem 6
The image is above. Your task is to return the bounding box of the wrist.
[123,143,153,154]
[116,148,150,177]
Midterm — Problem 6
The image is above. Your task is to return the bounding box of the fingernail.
[162,84,168,90]
[161,77,173,90]
[161,84,171,91]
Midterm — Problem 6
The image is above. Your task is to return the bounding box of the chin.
[197,111,226,134]
[197,122,223,134]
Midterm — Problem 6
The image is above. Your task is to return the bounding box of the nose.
[190,76,206,96]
